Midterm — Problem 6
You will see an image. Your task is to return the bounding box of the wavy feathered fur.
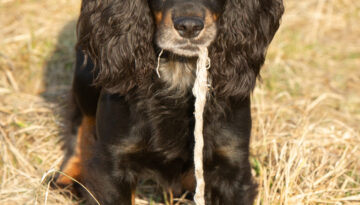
[77,0,156,94]
[209,0,284,97]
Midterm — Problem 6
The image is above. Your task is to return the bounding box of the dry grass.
[0,0,359,204]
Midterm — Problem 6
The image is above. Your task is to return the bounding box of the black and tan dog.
[56,0,284,204]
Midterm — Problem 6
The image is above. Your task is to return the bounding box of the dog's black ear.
[77,0,156,94]
[209,0,284,97]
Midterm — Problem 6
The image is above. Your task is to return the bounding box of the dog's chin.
[168,46,201,57]
[158,44,208,57]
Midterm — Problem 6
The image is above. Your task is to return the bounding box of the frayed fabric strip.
[193,47,210,205]
[156,49,164,78]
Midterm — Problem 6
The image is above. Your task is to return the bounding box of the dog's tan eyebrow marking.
[163,9,173,25]
[212,14,219,21]
[155,11,163,24]
[204,9,216,25]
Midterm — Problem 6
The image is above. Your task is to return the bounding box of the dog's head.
[150,0,225,57]
[77,0,284,96]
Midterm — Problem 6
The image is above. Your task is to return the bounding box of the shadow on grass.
[40,18,81,203]
[41,20,77,102]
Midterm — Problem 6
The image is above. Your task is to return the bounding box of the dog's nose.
[173,17,204,38]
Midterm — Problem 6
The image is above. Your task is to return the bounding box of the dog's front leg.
[205,156,257,205]
[203,97,257,205]
[82,153,136,205]
[82,91,137,205]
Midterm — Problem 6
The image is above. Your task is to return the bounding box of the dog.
[56,0,284,204]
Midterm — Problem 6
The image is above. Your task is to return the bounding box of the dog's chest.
[158,58,196,91]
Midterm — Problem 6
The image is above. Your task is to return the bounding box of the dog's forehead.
[149,0,226,12]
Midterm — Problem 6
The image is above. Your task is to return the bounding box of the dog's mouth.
[164,44,203,57]
[155,21,217,57]
[171,41,202,54]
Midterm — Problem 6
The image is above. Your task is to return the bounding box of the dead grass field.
[0,0,359,204]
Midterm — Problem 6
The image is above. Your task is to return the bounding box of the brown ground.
[0,0,359,204]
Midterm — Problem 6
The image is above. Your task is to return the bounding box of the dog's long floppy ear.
[76,0,156,94]
[209,0,284,97]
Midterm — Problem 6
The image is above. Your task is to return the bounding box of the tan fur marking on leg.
[131,188,136,205]
[56,155,81,185]
[169,189,174,205]
[56,116,96,186]
[78,116,96,164]
[56,125,83,185]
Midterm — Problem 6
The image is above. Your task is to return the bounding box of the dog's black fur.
[57,0,284,204]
